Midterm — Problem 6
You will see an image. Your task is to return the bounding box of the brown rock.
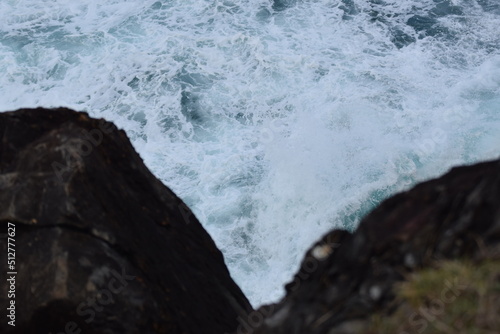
[0,108,252,334]
[254,158,500,333]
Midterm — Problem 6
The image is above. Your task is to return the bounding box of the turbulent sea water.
[1,0,500,306]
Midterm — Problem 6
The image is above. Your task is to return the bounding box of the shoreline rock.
[0,108,252,334]
[253,158,500,333]
[2,107,498,333]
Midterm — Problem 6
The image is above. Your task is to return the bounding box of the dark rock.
[253,158,500,333]
[0,108,252,334]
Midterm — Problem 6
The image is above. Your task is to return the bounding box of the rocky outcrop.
[0,108,252,334]
[3,107,498,334]
[252,158,500,334]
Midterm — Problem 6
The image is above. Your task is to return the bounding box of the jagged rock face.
[253,159,500,334]
[0,108,252,334]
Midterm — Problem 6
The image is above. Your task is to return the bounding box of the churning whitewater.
[1,0,500,306]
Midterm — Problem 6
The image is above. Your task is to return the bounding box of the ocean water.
[1,0,499,306]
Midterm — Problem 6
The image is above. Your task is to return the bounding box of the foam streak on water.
[1,0,500,306]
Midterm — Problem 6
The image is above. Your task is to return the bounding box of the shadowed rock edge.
[0,108,252,334]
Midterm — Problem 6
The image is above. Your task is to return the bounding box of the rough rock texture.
[0,108,252,334]
[253,158,500,334]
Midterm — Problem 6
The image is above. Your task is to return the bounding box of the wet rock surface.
[0,108,252,334]
[253,158,500,334]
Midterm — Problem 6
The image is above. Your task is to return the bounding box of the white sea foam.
[1,0,500,306]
